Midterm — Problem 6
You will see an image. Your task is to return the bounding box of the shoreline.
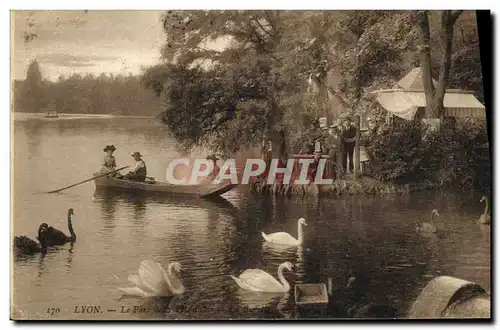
[12,112,154,121]
[250,176,443,196]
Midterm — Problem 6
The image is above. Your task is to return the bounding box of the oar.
[45,166,129,194]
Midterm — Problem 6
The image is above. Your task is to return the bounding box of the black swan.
[44,208,76,246]
[14,223,49,254]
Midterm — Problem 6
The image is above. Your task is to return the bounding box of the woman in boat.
[123,152,147,182]
[102,145,116,170]
[101,145,123,177]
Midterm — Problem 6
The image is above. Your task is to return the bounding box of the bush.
[364,118,490,191]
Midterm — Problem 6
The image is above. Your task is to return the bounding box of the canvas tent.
[374,68,486,120]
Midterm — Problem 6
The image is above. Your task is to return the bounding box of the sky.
[11,10,166,81]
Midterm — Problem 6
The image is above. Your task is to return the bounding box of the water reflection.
[95,191,118,234]
[12,118,491,320]
[235,290,291,318]
[37,252,47,280]
[20,120,44,156]
[131,197,147,224]
[65,242,75,273]
[93,189,238,215]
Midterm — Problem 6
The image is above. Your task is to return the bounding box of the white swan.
[479,196,491,225]
[118,260,185,297]
[230,261,293,293]
[416,209,439,233]
[261,217,307,246]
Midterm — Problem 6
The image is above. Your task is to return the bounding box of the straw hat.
[131,152,142,158]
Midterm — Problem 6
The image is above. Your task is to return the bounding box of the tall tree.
[19,59,44,112]
[418,10,463,118]
[153,10,308,156]
[335,11,418,106]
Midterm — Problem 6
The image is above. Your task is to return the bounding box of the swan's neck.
[297,222,303,244]
[483,198,489,215]
[277,264,290,292]
[68,215,76,239]
[167,264,183,295]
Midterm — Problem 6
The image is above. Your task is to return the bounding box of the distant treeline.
[12,60,162,116]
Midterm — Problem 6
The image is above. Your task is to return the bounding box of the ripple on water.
[12,118,491,320]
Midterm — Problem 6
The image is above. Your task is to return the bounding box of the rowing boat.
[93,173,238,198]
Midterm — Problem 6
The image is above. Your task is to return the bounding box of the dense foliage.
[143,10,484,159]
[364,119,490,191]
[152,62,270,153]
[13,61,161,116]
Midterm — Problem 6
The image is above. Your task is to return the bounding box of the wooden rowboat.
[93,174,238,198]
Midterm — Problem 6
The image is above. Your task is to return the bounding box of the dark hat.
[131,151,142,158]
[103,145,116,152]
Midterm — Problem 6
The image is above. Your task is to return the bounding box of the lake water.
[11,116,491,320]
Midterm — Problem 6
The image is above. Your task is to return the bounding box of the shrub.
[364,118,490,191]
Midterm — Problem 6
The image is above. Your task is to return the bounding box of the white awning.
[376,91,485,120]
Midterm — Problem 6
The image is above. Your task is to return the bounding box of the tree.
[148,10,311,156]
[448,11,483,102]
[417,10,463,119]
[25,59,42,84]
[13,62,162,116]
[151,11,413,155]
[144,10,481,158]
[19,59,44,112]
[334,11,418,105]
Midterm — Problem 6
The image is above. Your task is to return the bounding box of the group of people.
[327,117,357,176]
[101,145,148,182]
[301,116,358,178]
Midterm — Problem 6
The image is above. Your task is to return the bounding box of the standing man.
[341,117,356,175]
[325,125,340,180]
[261,135,272,178]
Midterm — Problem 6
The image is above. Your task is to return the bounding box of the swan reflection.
[122,296,182,319]
[235,289,291,318]
[65,242,74,273]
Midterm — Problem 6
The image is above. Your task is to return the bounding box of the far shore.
[12,112,155,121]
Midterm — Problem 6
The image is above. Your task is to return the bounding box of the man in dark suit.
[341,118,356,174]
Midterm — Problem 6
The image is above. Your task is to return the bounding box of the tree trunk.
[319,11,331,125]
[354,115,361,179]
[434,10,462,120]
[418,10,462,119]
[317,73,331,125]
[418,11,437,118]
